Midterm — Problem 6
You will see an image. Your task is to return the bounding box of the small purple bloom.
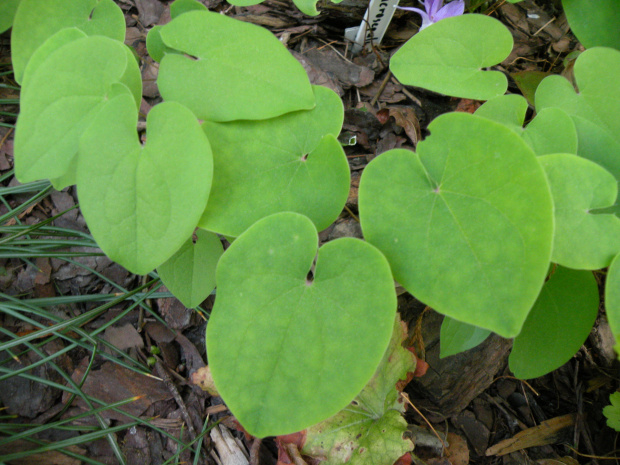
[397,0,465,30]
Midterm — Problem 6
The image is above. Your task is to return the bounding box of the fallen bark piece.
[485,413,575,456]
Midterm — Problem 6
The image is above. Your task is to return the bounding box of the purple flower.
[397,0,465,30]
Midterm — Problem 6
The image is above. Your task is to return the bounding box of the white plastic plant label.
[345,0,400,54]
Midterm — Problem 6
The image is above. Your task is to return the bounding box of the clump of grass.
[0,178,216,463]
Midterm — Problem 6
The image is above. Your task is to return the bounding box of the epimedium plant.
[7,0,620,454]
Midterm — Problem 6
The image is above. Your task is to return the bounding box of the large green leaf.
[475,94,578,156]
[522,108,578,156]
[359,112,554,338]
[14,35,141,189]
[606,253,620,356]
[390,14,512,100]
[509,266,599,379]
[206,212,397,437]
[199,85,348,237]
[474,93,528,133]
[157,10,315,122]
[147,0,206,62]
[0,0,20,34]
[21,28,88,88]
[11,0,125,83]
[539,154,620,270]
[170,0,207,17]
[562,0,620,50]
[158,229,223,308]
[77,95,213,275]
[535,48,620,196]
[439,317,491,359]
[301,316,415,465]
[227,0,342,16]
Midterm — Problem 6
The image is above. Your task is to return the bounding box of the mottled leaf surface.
[11,0,125,83]
[539,154,620,269]
[475,94,577,155]
[301,316,415,465]
[200,85,348,237]
[78,95,212,275]
[207,212,396,437]
[562,0,620,50]
[391,15,512,100]
[14,35,141,188]
[536,47,620,206]
[157,10,314,121]
[359,112,554,337]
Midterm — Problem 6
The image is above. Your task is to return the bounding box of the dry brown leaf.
[486,413,575,456]
[444,432,469,465]
[388,108,421,147]
[191,365,219,396]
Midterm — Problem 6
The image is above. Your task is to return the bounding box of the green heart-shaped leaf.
[157,10,315,122]
[509,266,599,379]
[227,0,342,16]
[11,0,125,83]
[14,35,141,189]
[170,0,207,17]
[439,317,491,359]
[522,108,578,156]
[158,229,223,308]
[539,154,620,270]
[536,48,620,191]
[390,14,512,100]
[145,26,167,63]
[302,316,415,465]
[21,28,88,88]
[359,112,554,338]
[475,95,578,156]
[78,95,213,275]
[206,212,397,437]
[0,0,19,34]
[605,253,620,356]
[562,0,620,50]
[147,0,207,62]
[475,93,527,132]
[199,85,349,237]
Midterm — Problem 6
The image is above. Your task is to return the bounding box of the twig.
[0,126,13,150]
[491,375,539,397]
[155,358,197,440]
[391,77,422,107]
[401,392,448,452]
[371,71,392,107]
[532,17,556,37]
[315,38,356,65]
[564,446,619,460]
[343,205,359,222]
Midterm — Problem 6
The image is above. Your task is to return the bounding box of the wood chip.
[211,425,249,465]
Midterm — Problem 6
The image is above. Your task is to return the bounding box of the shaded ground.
[0,0,619,464]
